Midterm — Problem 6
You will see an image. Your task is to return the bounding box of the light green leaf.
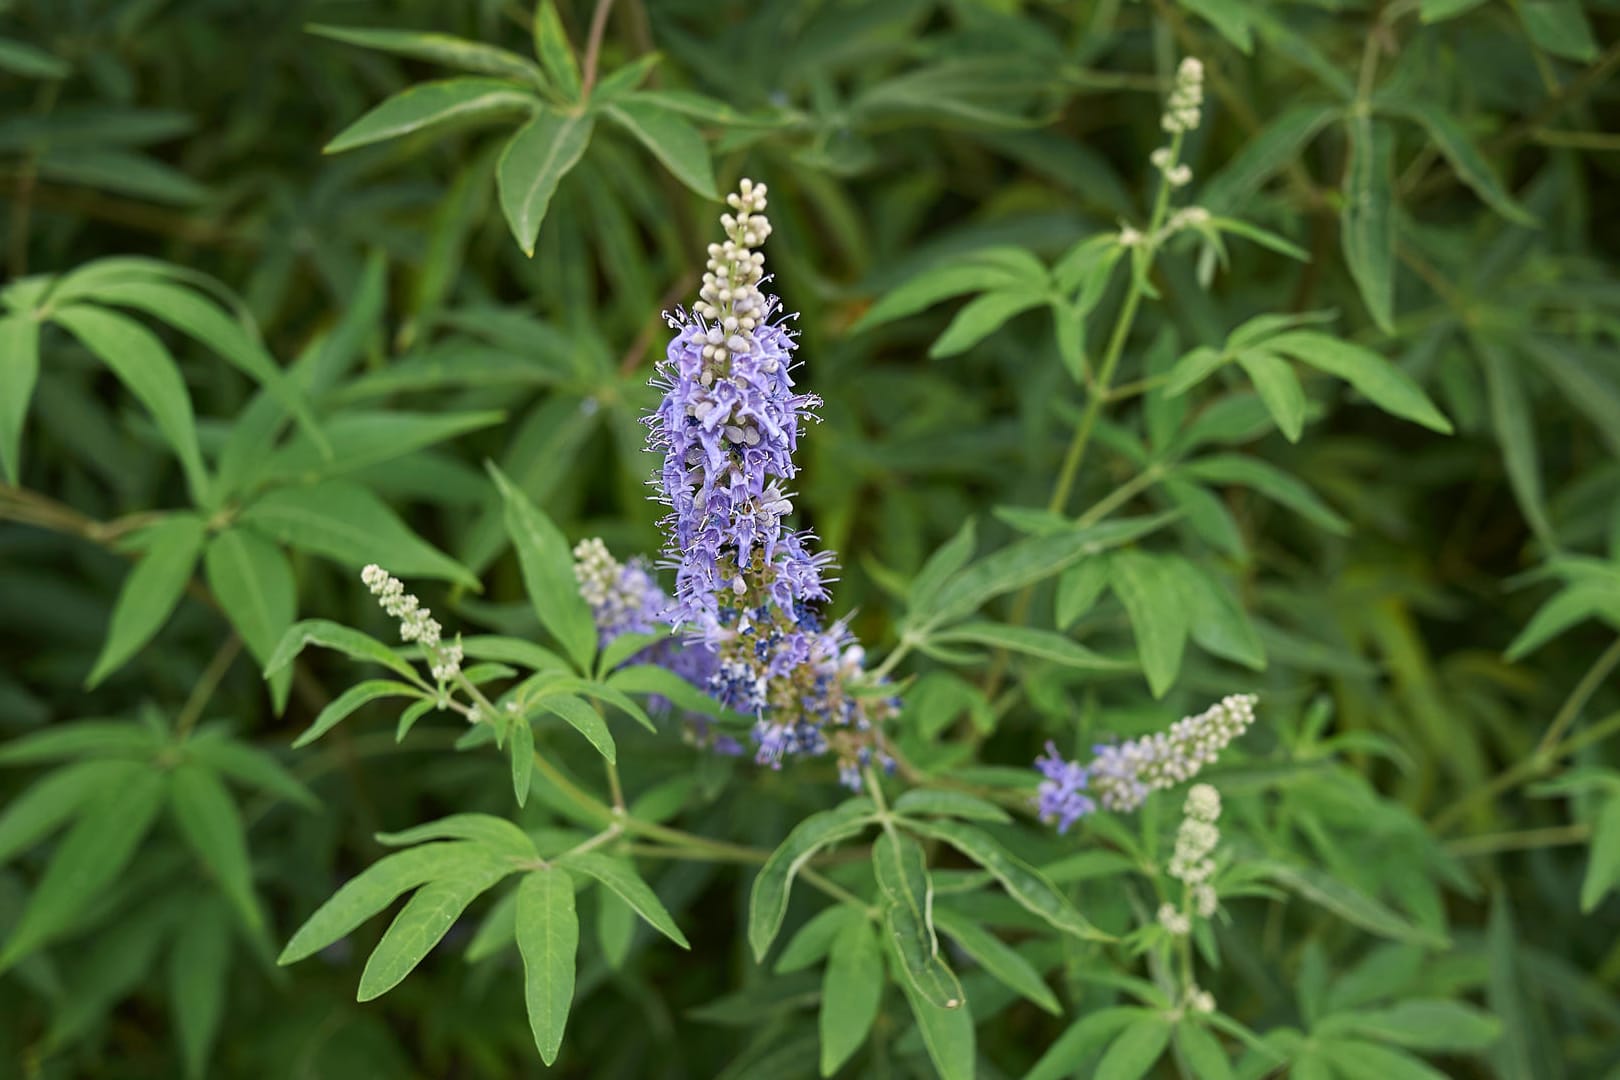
[1167,560,1268,670]
[496,107,594,257]
[1267,331,1452,433]
[1181,453,1349,534]
[0,312,40,484]
[1109,550,1189,698]
[52,304,209,503]
[205,527,296,672]
[1321,999,1502,1051]
[909,518,978,613]
[325,78,538,154]
[557,851,689,949]
[1024,1008,1143,1080]
[776,905,858,974]
[509,714,535,807]
[748,799,875,961]
[1179,0,1253,51]
[1322,1039,1449,1080]
[489,464,597,671]
[308,23,546,85]
[1203,103,1340,213]
[1581,796,1620,913]
[1505,579,1620,659]
[892,790,1011,824]
[820,916,884,1075]
[168,899,231,1080]
[928,290,1046,359]
[1096,1015,1173,1080]
[596,868,635,969]
[263,618,425,688]
[516,867,578,1065]
[535,695,616,764]
[1341,114,1396,333]
[0,759,141,866]
[279,841,504,964]
[1234,350,1307,442]
[357,858,514,1001]
[930,622,1130,672]
[533,1,581,100]
[375,813,537,861]
[87,514,206,686]
[932,907,1059,1014]
[169,762,264,936]
[854,251,1045,332]
[1421,0,1489,21]
[602,101,716,199]
[292,680,423,749]
[606,663,725,718]
[38,148,208,206]
[1055,558,1111,630]
[909,820,1106,942]
[241,480,476,587]
[876,830,963,1010]
[1174,1022,1234,1080]
[0,721,158,766]
[894,964,976,1080]
[1253,860,1447,947]
[0,768,166,969]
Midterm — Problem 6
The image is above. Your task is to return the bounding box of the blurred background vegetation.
[2,0,1619,1076]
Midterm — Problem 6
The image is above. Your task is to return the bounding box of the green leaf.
[488,464,597,671]
[1581,795,1620,913]
[909,518,978,613]
[1174,1022,1234,1080]
[819,916,884,1075]
[241,480,476,587]
[532,1,582,100]
[1517,0,1597,61]
[602,101,716,199]
[168,899,231,1080]
[1267,331,1452,433]
[292,680,424,749]
[557,851,689,949]
[516,868,578,1065]
[1179,0,1253,51]
[464,635,571,674]
[1340,114,1396,333]
[0,759,140,866]
[876,830,963,1010]
[908,820,1106,941]
[1203,103,1340,213]
[1181,453,1350,534]
[1421,0,1489,20]
[932,907,1059,1014]
[0,721,159,766]
[1478,339,1555,549]
[1109,551,1189,698]
[279,842,507,965]
[1234,350,1307,442]
[87,514,206,686]
[776,905,858,974]
[1024,1008,1143,1080]
[0,768,166,969]
[205,527,297,677]
[597,630,664,675]
[81,278,328,460]
[184,733,319,810]
[37,148,208,205]
[893,964,976,1080]
[930,621,1129,672]
[854,251,1045,332]
[169,762,264,933]
[1095,1015,1173,1080]
[1505,579,1620,659]
[1055,558,1111,630]
[1321,999,1501,1051]
[928,290,1046,359]
[534,695,616,763]
[308,23,546,85]
[1379,99,1535,225]
[51,304,209,503]
[0,312,40,484]
[596,871,635,969]
[324,78,538,154]
[263,618,425,688]
[496,107,594,257]
[1321,1039,1449,1080]
[357,858,514,1001]
[892,790,1011,825]
[1253,860,1447,947]
[606,663,725,718]
[748,800,875,961]
[0,37,70,79]
[375,813,537,861]
[920,515,1178,627]
[1167,560,1268,670]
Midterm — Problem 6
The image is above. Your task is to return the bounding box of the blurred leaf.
[602,101,716,199]
[533,1,582,100]
[1109,550,1189,698]
[169,762,263,933]
[168,899,231,1080]
[908,820,1104,941]
[1340,116,1396,333]
[1267,332,1452,433]
[87,514,205,687]
[820,915,884,1074]
[0,312,40,484]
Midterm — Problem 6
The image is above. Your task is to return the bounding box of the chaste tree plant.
[2,0,1618,1077]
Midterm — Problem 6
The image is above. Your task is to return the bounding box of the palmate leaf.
[1265,331,1452,434]
[263,618,426,690]
[292,680,424,749]
[357,860,515,1001]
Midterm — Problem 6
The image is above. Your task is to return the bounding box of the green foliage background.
[2,0,1619,1077]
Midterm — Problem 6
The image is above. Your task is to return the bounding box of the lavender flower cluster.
[1036,693,1257,830]
[642,179,897,784]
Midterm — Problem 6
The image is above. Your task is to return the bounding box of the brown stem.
[579,0,618,99]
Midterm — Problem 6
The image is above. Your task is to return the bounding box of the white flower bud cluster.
[1157,902,1192,936]
[1162,57,1204,134]
[1090,694,1256,811]
[1187,986,1216,1014]
[361,564,461,682]
[1171,782,1223,918]
[572,538,622,612]
[1150,147,1192,188]
[694,178,772,366]
[1168,206,1211,232]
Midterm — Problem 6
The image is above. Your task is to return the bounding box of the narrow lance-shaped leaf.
[168,898,232,1080]
[557,851,689,949]
[1110,550,1189,699]
[1266,331,1453,434]
[169,762,265,934]
[747,799,875,960]
[88,514,206,687]
[357,858,516,1001]
[324,78,539,154]
[1341,114,1396,334]
[0,312,41,485]
[516,867,578,1066]
[602,101,716,199]
[488,463,597,671]
[0,759,144,866]
[820,916,884,1075]
[874,829,962,1009]
[532,1,582,100]
[497,107,594,257]
[308,24,547,86]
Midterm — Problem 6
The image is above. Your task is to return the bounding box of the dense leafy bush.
[3,0,1619,1076]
